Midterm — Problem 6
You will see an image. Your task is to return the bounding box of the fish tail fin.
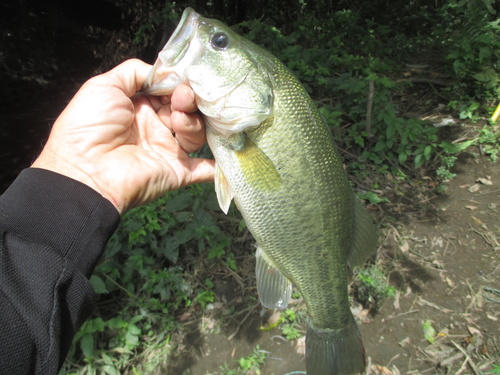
[306,317,365,375]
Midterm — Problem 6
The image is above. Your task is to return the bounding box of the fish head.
[142,8,274,137]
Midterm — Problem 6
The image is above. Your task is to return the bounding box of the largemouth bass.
[142,8,378,375]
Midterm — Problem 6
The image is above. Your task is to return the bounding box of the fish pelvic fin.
[347,196,378,271]
[214,162,234,215]
[306,317,365,375]
[255,247,292,309]
[234,136,281,191]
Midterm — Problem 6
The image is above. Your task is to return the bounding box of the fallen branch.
[440,351,465,367]
[451,340,481,375]
[381,309,419,321]
[228,302,259,340]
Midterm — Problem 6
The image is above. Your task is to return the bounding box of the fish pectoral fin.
[214,162,234,215]
[347,196,378,271]
[234,137,281,191]
[255,247,292,309]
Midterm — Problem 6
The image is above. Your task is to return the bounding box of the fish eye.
[211,32,229,49]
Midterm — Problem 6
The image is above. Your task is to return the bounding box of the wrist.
[31,151,122,213]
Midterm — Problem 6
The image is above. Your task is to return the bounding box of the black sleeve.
[0,168,120,374]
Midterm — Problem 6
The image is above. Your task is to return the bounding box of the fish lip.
[142,8,200,95]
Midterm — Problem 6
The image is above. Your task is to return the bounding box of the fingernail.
[160,95,171,105]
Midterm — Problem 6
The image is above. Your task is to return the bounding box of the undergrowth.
[60,183,240,374]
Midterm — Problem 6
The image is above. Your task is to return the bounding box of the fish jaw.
[142,8,275,137]
[142,8,203,96]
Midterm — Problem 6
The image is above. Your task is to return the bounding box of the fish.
[142,8,378,375]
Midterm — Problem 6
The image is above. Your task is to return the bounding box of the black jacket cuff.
[0,168,120,277]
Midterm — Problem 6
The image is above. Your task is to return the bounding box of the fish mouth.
[142,8,200,95]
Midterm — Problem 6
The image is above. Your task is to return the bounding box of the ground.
[2,70,499,375]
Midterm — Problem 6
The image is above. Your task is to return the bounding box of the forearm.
[0,168,120,374]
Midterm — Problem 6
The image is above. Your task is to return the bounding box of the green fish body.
[142,8,378,375]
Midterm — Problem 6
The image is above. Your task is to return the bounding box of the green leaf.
[476,34,492,44]
[357,191,389,205]
[89,275,108,294]
[80,333,94,358]
[386,124,396,140]
[415,154,424,167]
[92,317,106,332]
[473,68,498,83]
[424,145,432,157]
[468,102,480,111]
[107,318,127,329]
[423,320,436,344]
[128,323,141,335]
[490,364,500,375]
[479,47,492,62]
[238,219,246,232]
[176,228,196,245]
[205,190,221,211]
[102,365,118,375]
[129,315,143,324]
[205,278,214,289]
[125,331,139,346]
[374,140,386,152]
[166,193,193,212]
[453,60,464,75]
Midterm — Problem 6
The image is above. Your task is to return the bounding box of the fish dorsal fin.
[234,136,281,191]
[214,162,233,215]
[255,247,292,309]
[347,197,378,271]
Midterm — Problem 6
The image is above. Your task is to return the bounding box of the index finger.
[92,59,153,98]
[171,84,198,113]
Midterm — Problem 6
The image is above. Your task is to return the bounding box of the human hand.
[32,59,215,214]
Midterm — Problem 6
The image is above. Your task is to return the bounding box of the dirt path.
[359,152,500,375]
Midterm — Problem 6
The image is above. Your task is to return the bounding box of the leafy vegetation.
[279,308,304,341]
[60,183,238,374]
[354,265,396,312]
[212,345,268,375]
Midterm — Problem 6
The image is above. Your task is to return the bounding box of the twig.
[366,79,374,135]
[474,188,500,196]
[486,263,500,278]
[228,302,259,340]
[386,354,400,368]
[468,223,496,249]
[408,195,439,208]
[382,309,419,321]
[439,351,465,367]
[418,297,452,313]
[365,356,372,375]
[102,273,138,301]
[466,278,482,312]
[455,357,469,375]
[451,340,481,375]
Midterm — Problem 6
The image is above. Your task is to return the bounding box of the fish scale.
[142,8,378,374]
